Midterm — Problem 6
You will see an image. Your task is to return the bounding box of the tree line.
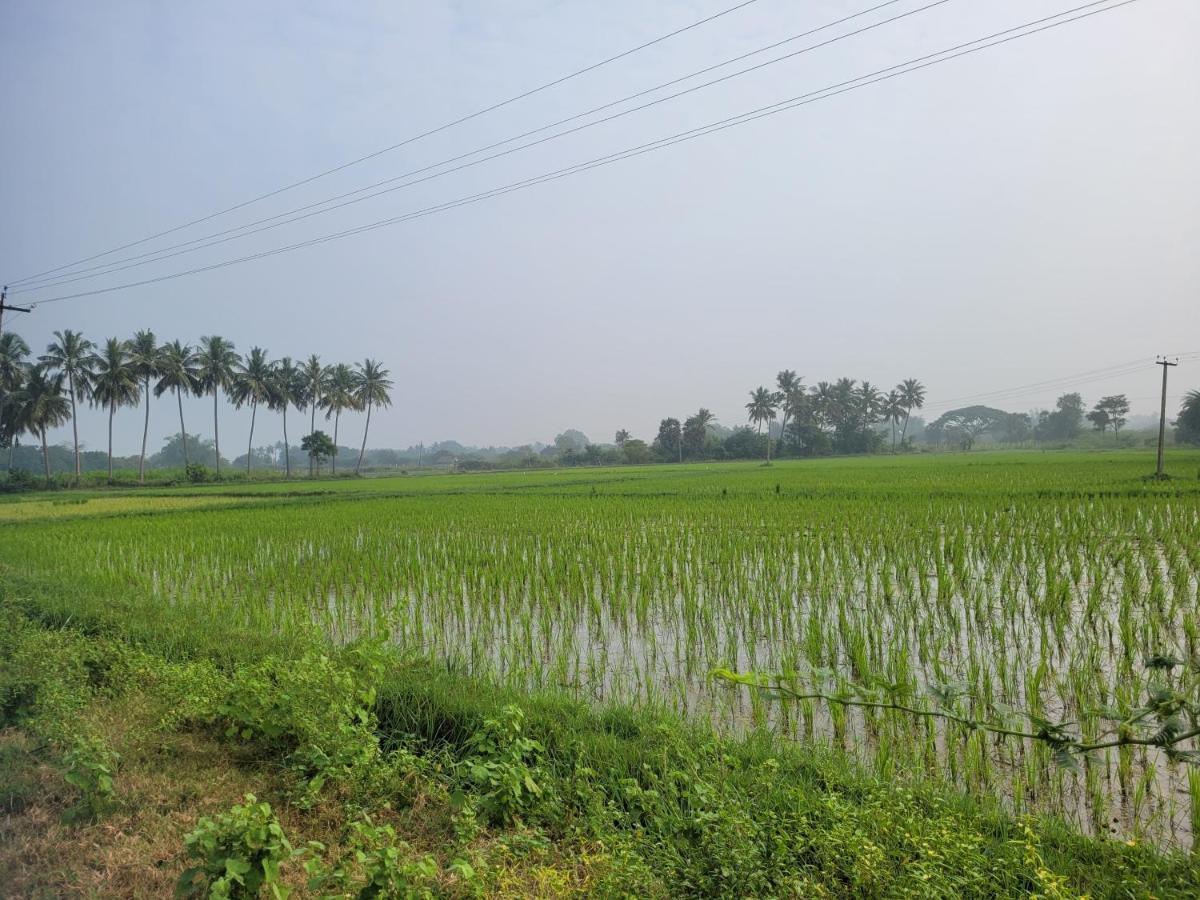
[0,330,392,483]
[609,373,929,465]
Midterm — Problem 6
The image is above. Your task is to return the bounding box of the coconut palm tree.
[321,364,358,474]
[89,338,140,480]
[155,341,201,467]
[127,330,160,483]
[195,336,240,476]
[230,347,277,475]
[774,370,800,450]
[353,359,393,475]
[897,378,927,444]
[746,386,778,462]
[39,329,95,484]
[884,389,905,452]
[12,365,71,483]
[270,356,302,477]
[1,333,31,470]
[300,355,327,474]
[856,381,883,425]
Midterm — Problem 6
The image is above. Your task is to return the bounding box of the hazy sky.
[2,0,1198,455]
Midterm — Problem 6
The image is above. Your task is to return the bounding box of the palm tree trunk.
[901,409,911,445]
[41,427,51,484]
[356,401,371,474]
[282,406,290,478]
[332,410,340,474]
[246,398,257,475]
[139,377,150,484]
[69,372,81,485]
[309,400,317,476]
[213,388,220,475]
[177,387,190,467]
[107,403,115,481]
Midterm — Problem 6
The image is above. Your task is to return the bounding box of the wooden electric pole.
[1155,356,1178,478]
[0,286,31,336]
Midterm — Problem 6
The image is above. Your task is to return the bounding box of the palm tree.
[300,355,327,475]
[127,330,160,483]
[39,329,95,484]
[155,341,201,467]
[271,357,301,477]
[89,338,140,480]
[781,387,809,453]
[884,390,905,452]
[897,378,927,445]
[195,336,240,476]
[1,333,31,470]
[353,359,393,475]
[774,370,801,452]
[12,366,71,483]
[321,364,358,474]
[856,381,883,425]
[746,386,778,462]
[230,347,276,475]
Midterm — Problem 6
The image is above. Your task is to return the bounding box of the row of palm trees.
[0,330,393,483]
[746,371,927,459]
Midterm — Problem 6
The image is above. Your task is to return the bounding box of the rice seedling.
[3,449,1199,847]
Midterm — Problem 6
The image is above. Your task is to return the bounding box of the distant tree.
[780,386,810,455]
[745,387,778,461]
[553,429,589,455]
[1176,390,1200,446]
[1037,392,1085,442]
[774,370,801,452]
[0,333,30,470]
[897,378,926,444]
[883,390,905,452]
[127,330,160,483]
[927,405,1007,450]
[39,329,95,484]
[622,438,651,464]
[195,336,240,477]
[353,359,393,475]
[614,429,630,448]
[300,355,329,458]
[151,432,219,469]
[321,363,358,474]
[998,412,1032,444]
[89,337,140,480]
[682,408,715,459]
[655,418,682,462]
[231,347,278,475]
[271,357,302,477]
[11,365,71,482]
[155,341,201,468]
[301,430,336,474]
[1088,394,1130,436]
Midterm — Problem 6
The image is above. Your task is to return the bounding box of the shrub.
[177,794,295,899]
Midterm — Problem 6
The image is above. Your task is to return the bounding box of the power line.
[25,0,1146,308]
[6,0,765,287]
[11,0,941,293]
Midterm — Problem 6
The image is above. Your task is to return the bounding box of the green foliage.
[459,704,548,827]
[62,733,119,820]
[210,645,385,805]
[177,794,295,899]
[187,462,215,483]
[305,814,443,899]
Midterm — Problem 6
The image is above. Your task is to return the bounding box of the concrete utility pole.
[0,287,32,336]
[1155,356,1179,478]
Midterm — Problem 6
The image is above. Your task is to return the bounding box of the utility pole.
[0,286,32,336]
[1155,356,1178,478]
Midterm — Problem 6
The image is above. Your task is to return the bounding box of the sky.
[1,0,1198,456]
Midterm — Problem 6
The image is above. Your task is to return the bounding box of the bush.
[178,794,295,899]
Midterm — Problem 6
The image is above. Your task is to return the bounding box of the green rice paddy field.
[5,450,1200,858]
